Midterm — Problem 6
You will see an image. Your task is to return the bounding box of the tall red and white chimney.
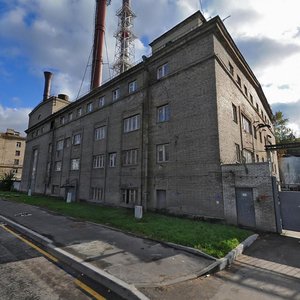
[91,0,107,90]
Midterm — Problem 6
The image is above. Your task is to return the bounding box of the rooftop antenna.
[112,0,136,76]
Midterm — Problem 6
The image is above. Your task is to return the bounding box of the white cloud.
[0,105,31,135]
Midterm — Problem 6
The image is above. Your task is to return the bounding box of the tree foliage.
[272,111,296,144]
[0,171,15,191]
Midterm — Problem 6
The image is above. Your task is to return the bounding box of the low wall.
[222,163,277,232]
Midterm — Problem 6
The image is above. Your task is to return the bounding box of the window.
[71,158,80,170]
[232,104,238,123]
[244,85,248,96]
[122,189,137,204]
[73,133,81,145]
[41,127,44,134]
[14,159,19,165]
[157,144,169,163]
[12,169,18,174]
[93,155,105,169]
[123,114,140,133]
[157,63,169,79]
[87,102,93,113]
[60,116,65,125]
[235,144,241,162]
[95,126,106,140]
[112,88,120,101]
[77,107,82,117]
[256,154,259,162]
[109,153,117,167]
[253,126,257,139]
[122,149,138,166]
[55,161,62,172]
[237,75,241,87]
[229,62,234,75]
[99,96,105,107]
[128,80,137,93]
[48,143,52,153]
[15,150,20,156]
[242,115,252,134]
[256,103,259,112]
[250,94,253,104]
[56,140,64,151]
[91,187,103,201]
[68,112,73,121]
[157,104,170,123]
[16,142,21,148]
[243,149,254,163]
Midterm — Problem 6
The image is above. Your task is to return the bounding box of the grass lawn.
[0,191,253,258]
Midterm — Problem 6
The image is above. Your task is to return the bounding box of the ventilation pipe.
[43,71,53,101]
[91,0,107,90]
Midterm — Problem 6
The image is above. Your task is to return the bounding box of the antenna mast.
[113,0,136,76]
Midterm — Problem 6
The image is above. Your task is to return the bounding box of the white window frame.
[122,149,138,166]
[157,104,170,123]
[109,153,117,167]
[87,102,93,113]
[99,96,105,107]
[128,80,137,93]
[112,88,120,101]
[73,133,81,145]
[60,116,65,125]
[94,126,106,141]
[157,144,169,163]
[91,187,103,201]
[71,158,80,170]
[122,188,137,204]
[123,114,140,133]
[93,154,105,169]
[68,112,73,121]
[157,63,169,79]
[55,161,62,172]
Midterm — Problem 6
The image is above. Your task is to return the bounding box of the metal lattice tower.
[112,0,136,76]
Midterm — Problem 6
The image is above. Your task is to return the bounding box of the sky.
[0,0,300,137]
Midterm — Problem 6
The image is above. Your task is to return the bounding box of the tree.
[272,111,296,144]
[0,171,15,191]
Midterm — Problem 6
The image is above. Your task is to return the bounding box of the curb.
[0,214,149,300]
[217,234,259,271]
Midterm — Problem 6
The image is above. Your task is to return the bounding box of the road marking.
[0,224,58,263]
[74,279,106,300]
[0,224,106,299]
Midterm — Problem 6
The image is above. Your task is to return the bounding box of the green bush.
[0,171,15,191]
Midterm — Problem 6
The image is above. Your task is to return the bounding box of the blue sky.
[0,0,300,136]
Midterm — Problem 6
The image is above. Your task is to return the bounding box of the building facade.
[21,12,278,227]
[0,129,26,181]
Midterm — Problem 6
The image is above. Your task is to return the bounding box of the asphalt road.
[0,224,102,300]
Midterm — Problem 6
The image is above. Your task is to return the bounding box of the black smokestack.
[43,71,53,101]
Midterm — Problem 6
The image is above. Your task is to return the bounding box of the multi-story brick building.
[0,128,26,181]
[21,12,278,230]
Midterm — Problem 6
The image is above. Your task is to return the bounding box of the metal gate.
[236,188,256,228]
[279,191,300,231]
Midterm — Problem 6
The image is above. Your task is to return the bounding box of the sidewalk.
[0,199,218,298]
